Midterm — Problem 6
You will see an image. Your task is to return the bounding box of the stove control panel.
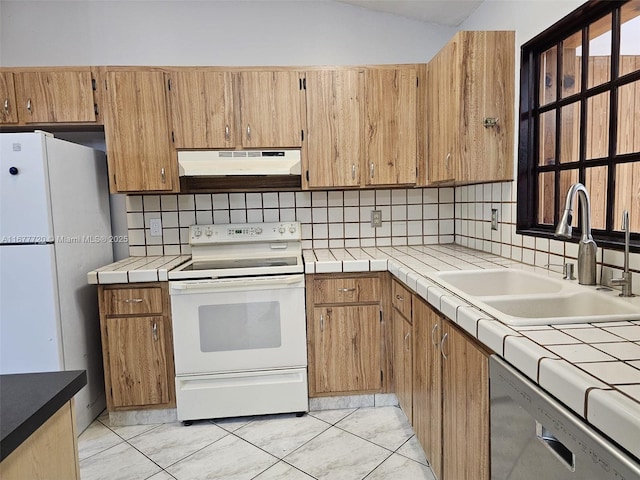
[190,222,301,244]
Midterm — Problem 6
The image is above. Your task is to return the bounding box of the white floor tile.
[214,416,256,432]
[335,406,414,451]
[128,421,229,468]
[308,408,356,425]
[365,453,436,480]
[234,413,330,458]
[396,435,429,465]
[166,434,277,480]
[108,422,162,441]
[147,471,177,480]
[253,461,315,479]
[284,427,391,480]
[78,420,124,460]
[79,441,162,480]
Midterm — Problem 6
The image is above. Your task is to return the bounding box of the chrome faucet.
[555,183,597,285]
[611,210,635,297]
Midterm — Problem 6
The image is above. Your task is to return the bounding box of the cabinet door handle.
[445,153,451,172]
[320,314,324,332]
[161,167,166,183]
[440,332,449,360]
[395,294,404,301]
[351,164,356,180]
[26,98,32,114]
[404,332,410,351]
[152,321,158,341]
[124,298,143,303]
[246,124,251,142]
[225,124,230,141]
[3,99,8,114]
[338,288,356,293]
[431,323,439,347]
[370,162,374,179]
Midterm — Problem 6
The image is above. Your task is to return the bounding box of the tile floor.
[78,406,437,480]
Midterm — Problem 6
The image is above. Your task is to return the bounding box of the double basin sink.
[432,268,640,326]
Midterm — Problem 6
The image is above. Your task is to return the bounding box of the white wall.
[0,0,454,67]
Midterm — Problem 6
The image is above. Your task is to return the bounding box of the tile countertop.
[303,244,640,462]
[87,255,191,284]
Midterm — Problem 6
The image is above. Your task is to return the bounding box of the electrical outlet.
[150,218,162,236]
[371,210,382,228]
[491,209,499,231]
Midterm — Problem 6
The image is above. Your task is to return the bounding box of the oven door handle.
[170,274,304,292]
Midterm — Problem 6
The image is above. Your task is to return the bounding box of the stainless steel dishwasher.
[490,356,640,480]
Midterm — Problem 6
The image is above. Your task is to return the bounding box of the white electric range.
[168,222,308,422]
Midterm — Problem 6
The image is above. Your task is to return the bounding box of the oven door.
[169,274,306,376]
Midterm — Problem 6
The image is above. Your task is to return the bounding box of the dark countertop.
[0,370,86,462]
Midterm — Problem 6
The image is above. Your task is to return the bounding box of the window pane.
[538,171,555,224]
[586,91,610,159]
[615,162,640,233]
[558,170,579,228]
[539,110,556,166]
[617,80,640,155]
[562,31,582,98]
[560,102,580,163]
[540,46,557,106]
[620,1,640,77]
[587,14,611,89]
[585,166,607,230]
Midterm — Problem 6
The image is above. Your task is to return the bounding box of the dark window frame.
[517,0,640,253]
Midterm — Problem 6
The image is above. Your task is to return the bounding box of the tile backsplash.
[125,181,638,294]
[125,187,455,256]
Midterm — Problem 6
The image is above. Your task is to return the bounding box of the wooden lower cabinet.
[411,296,490,480]
[98,283,176,411]
[441,321,490,480]
[392,279,413,422]
[306,273,385,396]
[412,298,442,479]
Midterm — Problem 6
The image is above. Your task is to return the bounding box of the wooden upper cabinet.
[304,69,363,188]
[167,70,235,149]
[16,69,97,124]
[0,72,18,124]
[237,71,303,148]
[427,31,515,185]
[364,67,417,186]
[103,70,175,193]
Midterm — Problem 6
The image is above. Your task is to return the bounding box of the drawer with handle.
[392,279,412,321]
[102,287,163,315]
[313,276,381,304]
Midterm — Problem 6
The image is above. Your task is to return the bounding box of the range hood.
[178,149,301,177]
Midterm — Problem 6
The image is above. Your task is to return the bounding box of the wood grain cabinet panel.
[310,305,381,394]
[105,315,171,408]
[237,71,303,148]
[313,276,381,304]
[98,283,176,411]
[303,69,363,188]
[167,70,235,149]
[393,307,413,422]
[0,72,18,124]
[364,67,417,186]
[103,70,175,192]
[17,70,97,124]
[427,31,515,185]
[392,279,412,320]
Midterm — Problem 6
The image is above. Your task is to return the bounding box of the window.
[518,0,640,250]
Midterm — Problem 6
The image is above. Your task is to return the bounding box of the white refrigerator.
[0,131,113,432]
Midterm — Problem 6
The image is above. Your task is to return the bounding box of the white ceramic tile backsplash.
[126,188,455,255]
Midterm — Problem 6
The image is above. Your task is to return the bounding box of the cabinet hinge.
[104,79,108,90]
[380,310,383,322]
[416,77,419,88]
[167,78,172,91]
[171,131,175,143]
[303,78,306,89]
[91,78,97,91]
[381,370,383,383]
[301,130,304,142]
[305,170,309,182]
[94,103,99,116]
[113,174,117,185]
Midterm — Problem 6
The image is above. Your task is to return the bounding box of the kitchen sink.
[434,269,564,297]
[431,268,640,326]
[482,291,640,326]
